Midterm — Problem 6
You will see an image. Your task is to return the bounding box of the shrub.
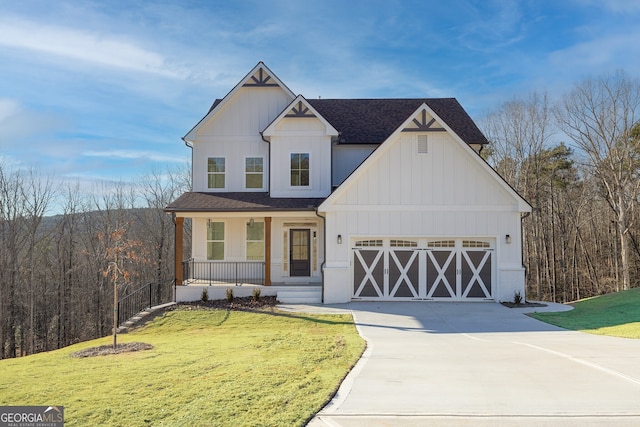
[225,288,234,303]
[200,288,209,303]
[513,290,523,305]
[252,287,261,301]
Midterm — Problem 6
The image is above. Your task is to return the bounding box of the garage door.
[353,239,493,301]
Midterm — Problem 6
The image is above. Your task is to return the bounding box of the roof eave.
[164,207,321,213]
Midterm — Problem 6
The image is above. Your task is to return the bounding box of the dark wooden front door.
[290,229,311,277]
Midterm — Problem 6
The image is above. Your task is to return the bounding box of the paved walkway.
[277,301,640,427]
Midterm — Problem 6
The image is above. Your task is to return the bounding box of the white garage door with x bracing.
[352,239,494,300]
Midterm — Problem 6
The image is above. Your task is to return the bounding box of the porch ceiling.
[165,192,325,213]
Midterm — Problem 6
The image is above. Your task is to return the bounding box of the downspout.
[314,208,327,304]
[260,132,271,193]
[520,210,531,291]
[182,137,194,190]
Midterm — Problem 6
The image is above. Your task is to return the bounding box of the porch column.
[175,216,184,286]
[265,216,272,286]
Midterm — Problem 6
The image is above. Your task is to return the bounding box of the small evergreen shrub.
[225,288,234,303]
[252,287,261,301]
[201,288,209,303]
[513,290,523,305]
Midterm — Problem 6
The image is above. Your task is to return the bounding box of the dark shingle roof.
[208,99,223,113]
[307,98,488,145]
[165,192,325,212]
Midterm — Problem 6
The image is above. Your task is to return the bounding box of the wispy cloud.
[0,98,66,146]
[0,16,188,79]
[83,149,187,163]
[548,31,640,77]
[574,0,640,14]
[2,0,640,195]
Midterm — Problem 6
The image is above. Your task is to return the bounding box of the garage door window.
[355,240,383,247]
[428,240,455,248]
[463,240,490,248]
[390,240,417,247]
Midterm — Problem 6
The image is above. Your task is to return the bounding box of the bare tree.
[21,169,55,354]
[556,71,640,290]
[482,91,553,192]
[0,165,28,358]
[481,92,555,300]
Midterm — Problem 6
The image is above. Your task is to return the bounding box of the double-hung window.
[245,157,263,189]
[290,153,309,186]
[207,157,225,189]
[246,221,265,261]
[207,221,225,260]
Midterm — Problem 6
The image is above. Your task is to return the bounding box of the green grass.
[530,288,640,339]
[0,307,365,426]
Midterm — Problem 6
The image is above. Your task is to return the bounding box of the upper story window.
[207,221,225,260]
[290,153,309,186]
[208,157,225,189]
[245,157,263,189]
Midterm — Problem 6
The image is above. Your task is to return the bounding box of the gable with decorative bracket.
[402,109,446,132]
[285,100,316,118]
[243,67,280,87]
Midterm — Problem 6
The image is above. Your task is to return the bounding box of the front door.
[290,229,311,277]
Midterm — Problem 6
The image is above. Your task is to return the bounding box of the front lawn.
[530,288,640,338]
[0,307,365,426]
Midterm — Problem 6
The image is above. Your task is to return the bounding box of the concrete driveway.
[298,301,640,427]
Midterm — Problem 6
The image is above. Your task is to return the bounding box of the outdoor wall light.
[337,235,343,244]
[505,234,512,244]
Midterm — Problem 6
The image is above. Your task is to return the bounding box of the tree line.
[481,71,640,302]
[0,166,190,358]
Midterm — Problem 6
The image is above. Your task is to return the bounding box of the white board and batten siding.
[191,86,293,192]
[320,130,528,303]
[267,116,333,198]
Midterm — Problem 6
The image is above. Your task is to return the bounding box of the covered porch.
[166,192,326,303]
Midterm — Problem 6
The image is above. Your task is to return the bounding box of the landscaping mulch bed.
[178,295,279,311]
[501,301,547,308]
[71,342,154,358]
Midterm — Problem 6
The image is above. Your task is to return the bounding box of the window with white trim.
[207,158,225,189]
[245,157,263,189]
[290,153,309,186]
[246,221,265,260]
[207,221,225,260]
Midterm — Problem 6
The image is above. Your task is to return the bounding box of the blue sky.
[1,0,640,189]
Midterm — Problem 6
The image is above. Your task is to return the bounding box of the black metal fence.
[117,281,175,327]
[182,259,265,286]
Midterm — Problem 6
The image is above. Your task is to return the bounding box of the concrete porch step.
[276,286,322,304]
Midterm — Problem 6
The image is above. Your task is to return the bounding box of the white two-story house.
[166,62,531,304]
